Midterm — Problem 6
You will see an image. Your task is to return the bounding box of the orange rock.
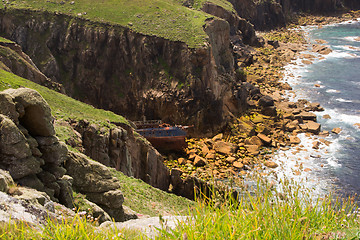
[226,156,236,163]
[233,161,244,169]
[289,136,301,144]
[194,155,206,167]
[214,141,238,155]
[332,127,342,134]
[304,168,312,172]
[257,133,272,145]
[244,145,259,156]
[264,160,278,168]
[178,158,186,165]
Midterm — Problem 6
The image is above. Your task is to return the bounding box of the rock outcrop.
[0,41,64,92]
[63,119,171,191]
[65,151,130,222]
[0,88,72,206]
[0,9,248,136]
[229,0,360,30]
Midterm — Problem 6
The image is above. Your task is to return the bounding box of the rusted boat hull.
[145,136,187,152]
[136,125,188,152]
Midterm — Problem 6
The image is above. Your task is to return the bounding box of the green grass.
[0,37,14,43]
[0,215,145,239]
[110,168,195,217]
[159,183,360,239]
[3,0,218,48]
[0,69,128,125]
[1,183,359,239]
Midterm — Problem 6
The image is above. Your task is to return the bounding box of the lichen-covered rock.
[65,151,126,221]
[3,88,55,136]
[0,169,15,193]
[65,152,121,193]
[0,92,18,123]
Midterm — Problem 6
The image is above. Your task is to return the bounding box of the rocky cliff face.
[62,119,171,191]
[0,88,71,204]
[0,87,137,222]
[0,9,248,136]
[229,0,360,30]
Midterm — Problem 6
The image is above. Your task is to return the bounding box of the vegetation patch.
[2,0,217,48]
[110,168,195,217]
[0,69,128,126]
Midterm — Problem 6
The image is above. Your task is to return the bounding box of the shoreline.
[164,10,360,194]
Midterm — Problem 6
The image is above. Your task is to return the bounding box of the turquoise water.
[285,20,360,197]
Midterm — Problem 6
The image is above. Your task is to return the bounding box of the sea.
[268,19,360,199]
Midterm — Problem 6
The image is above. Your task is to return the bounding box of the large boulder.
[3,88,55,136]
[65,151,127,221]
[65,152,121,193]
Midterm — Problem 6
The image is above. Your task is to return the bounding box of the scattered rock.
[258,95,274,107]
[244,145,259,156]
[194,156,206,167]
[354,123,360,129]
[312,141,321,149]
[257,133,272,145]
[213,141,238,155]
[264,161,278,168]
[323,114,331,119]
[289,136,301,144]
[233,161,244,169]
[178,158,186,165]
[305,121,321,134]
[332,127,342,134]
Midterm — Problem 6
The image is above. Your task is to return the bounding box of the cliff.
[228,0,360,30]
[0,8,248,136]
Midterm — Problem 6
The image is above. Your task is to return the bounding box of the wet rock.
[332,127,342,134]
[323,114,331,119]
[312,44,332,55]
[264,161,278,168]
[289,136,301,144]
[305,121,321,134]
[312,141,321,149]
[295,112,317,121]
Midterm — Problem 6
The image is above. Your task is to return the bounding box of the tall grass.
[0,215,144,240]
[159,180,360,239]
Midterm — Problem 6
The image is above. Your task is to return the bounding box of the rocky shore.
[164,10,360,188]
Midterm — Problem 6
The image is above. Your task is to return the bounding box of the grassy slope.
[0,69,128,125]
[110,169,195,217]
[2,0,234,48]
[3,0,211,48]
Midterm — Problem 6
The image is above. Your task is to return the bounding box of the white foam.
[336,45,360,52]
[326,89,340,93]
[336,98,353,103]
[319,109,360,126]
[344,36,360,42]
[327,50,358,59]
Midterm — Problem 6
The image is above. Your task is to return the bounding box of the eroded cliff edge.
[0,9,250,136]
